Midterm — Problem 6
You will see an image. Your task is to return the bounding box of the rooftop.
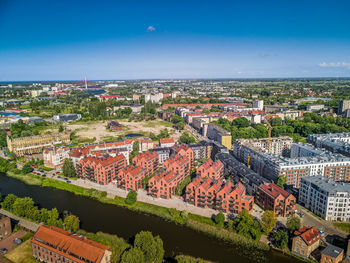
[301,176,350,194]
[321,244,344,258]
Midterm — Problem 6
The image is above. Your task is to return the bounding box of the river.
[0,174,299,263]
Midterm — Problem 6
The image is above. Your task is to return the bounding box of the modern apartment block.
[252,100,264,110]
[307,132,350,157]
[147,170,180,199]
[185,177,254,214]
[233,136,293,161]
[132,151,159,177]
[256,183,296,217]
[338,100,350,116]
[197,159,224,180]
[188,143,208,160]
[7,131,71,156]
[203,124,232,150]
[148,147,173,164]
[116,166,146,191]
[77,154,127,185]
[290,143,326,158]
[299,176,350,221]
[32,226,111,263]
[173,144,194,169]
[43,146,70,168]
[163,154,190,180]
[52,113,81,122]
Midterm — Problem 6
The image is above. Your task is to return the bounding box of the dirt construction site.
[67,119,182,142]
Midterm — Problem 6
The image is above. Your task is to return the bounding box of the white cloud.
[147,25,156,32]
[319,62,350,68]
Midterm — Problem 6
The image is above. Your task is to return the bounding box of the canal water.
[0,174,299,263]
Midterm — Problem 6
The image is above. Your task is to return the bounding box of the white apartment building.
[252,100,264,110]
[43,147,71,169]
[299,176,350,221]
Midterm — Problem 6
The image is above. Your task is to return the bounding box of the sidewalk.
[70,178,219,218]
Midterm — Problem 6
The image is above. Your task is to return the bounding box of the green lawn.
[333,222,350,233]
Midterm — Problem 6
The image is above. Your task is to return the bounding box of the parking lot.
[0,230,27,255]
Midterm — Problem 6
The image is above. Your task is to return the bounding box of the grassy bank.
[4,172,271,260]
[5,240,37,263]
[333,222,350,233]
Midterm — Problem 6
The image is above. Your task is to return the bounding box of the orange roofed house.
[159,137,175,148]
[197,159,224,180]
[117,166,146,191]
[173,144,194,170]
[132,151,159,177]
[185,177,254,213]
[292,226,321,258]
[32,226,111,263]
[256,183,296,217]
[77,154,127,185]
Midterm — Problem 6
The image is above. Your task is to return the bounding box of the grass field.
[5,240,38,263]
[333,222,350,233]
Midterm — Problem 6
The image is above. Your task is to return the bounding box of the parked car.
[42,174,47,177]
[13,238,22,245]
[33,172,37,174]
[66,180,71,183]
[0,248,8,254]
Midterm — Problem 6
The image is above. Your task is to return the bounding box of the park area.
[68,118,181,143]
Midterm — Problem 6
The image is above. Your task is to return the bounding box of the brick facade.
[197,159,224,180]
[132,151,159,177]
[117,166,146,191]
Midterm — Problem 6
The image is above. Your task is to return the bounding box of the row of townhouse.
[76,154,127,185]
[185,177,254,214]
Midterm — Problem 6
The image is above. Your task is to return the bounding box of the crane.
[264,117,273,153]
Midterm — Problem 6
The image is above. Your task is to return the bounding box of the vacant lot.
[5,240,37,263]
[68,119,181,142]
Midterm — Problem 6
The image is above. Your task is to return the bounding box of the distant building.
[148,147,173,164]
[306,104,324,112]
[299,176,350,221]
[203,124,232,150]
[0,217,11,240]
[256,183,296,217]
[32,226,112,263]
[338,100,350,116]
[107,121,122,131]
[159,138,175,148]
[291,226,321,258]
[7,131,71,156]
[252,100,264,110]
[53,114,81,122]
[321,245,344,263]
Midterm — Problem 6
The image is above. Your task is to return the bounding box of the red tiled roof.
[294,226,321,246]
[260,183,291,199]
[160,138,174,144]
[32,226,109,263]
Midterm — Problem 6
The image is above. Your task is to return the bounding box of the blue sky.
[0,0,350,80]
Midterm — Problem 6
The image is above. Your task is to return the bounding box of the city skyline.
[1,0,350,80]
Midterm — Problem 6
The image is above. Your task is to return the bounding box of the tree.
[62,158,76,178]
[233,209,262,241]
[64,215,80,232]
[232,117,250,128]
[121,247,144,263]
[179,131,196,144]
[286,216,301,234]
[125,190,137,205]
[134,231,164,263]
[59,125,64,132]
[273,230,289,249]
[214,211,225,227]
[260,211,277,235]
[1,194,18,211]
[276,175,287,188]
[22,163,34,174]
[12,197,35,217]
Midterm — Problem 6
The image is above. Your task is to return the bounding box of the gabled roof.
[32,226,109,263]
[294,226,321,246]
[260,183,291,199]
[160,138,175,144]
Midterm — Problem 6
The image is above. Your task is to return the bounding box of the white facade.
[252,100,264,110]
[299,176,350,221]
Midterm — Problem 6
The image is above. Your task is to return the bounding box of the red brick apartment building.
[185,177,254,214]
[256,183,296,217]
[117,166,146,191]
[163,154,190,180]
[197,159,224,180]
[148,170,181,199]
[132,151,159,176]
[32,226,111,263]
[77,154,127,185]
[173,144,194,169]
